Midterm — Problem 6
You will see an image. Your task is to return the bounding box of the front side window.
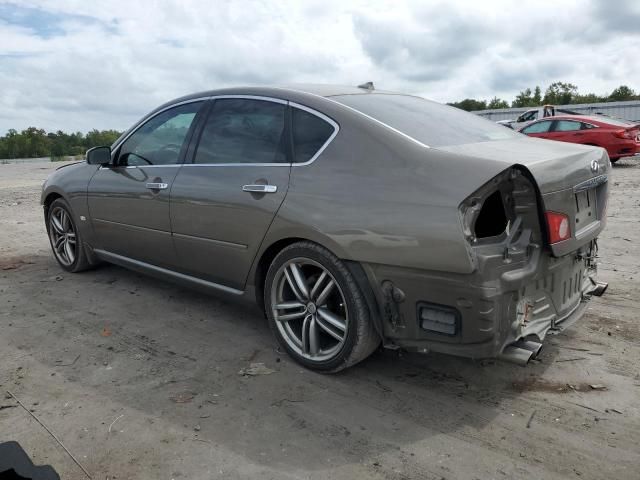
[522,120,553,134]
[518,111,537,122]
[554,120,581,132]
[292,108,335,163]
[117,102,202,166]
[194,98,286,164]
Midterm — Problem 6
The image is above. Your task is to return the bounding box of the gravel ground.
[0,158,639,480]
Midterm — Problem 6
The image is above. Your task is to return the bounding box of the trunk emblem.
[590,159,599,173]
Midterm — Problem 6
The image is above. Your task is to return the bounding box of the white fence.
[473,100,640,122]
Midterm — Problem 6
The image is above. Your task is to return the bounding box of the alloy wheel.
[48,206,77,267]
[271,258,349,361]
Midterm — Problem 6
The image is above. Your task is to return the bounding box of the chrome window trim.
[210,94,288,105]
[268,86,431,149]
[185,95,340,168]
[111,97,211,154]
[106,93,341,169]
[98,164,183,170]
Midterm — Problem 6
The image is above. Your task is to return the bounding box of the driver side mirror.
[86,146,112,165]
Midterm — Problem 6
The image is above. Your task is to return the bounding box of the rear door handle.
[242,184,277,193]
[146,182,169,190]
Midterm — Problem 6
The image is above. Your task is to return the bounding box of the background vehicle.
[499,105,580,129]
[41,85,609,372]
[519,114,640,162]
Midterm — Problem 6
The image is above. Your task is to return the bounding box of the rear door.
[546,119,584,143]
[88,100,204,267]
[169,96,291,290]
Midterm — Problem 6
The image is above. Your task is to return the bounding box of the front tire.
[47,198,92,273]
[265,241,380,373]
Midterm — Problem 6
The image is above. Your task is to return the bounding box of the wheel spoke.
[317,307,346,332]
[61,210,70,231]
[315,279,335,306]
[308,316,319,356]
[301,315,311,354]
[51,215,64,234]
[54,236,65,251]
[285,263,311,302]
[315,315,344,342]
[277,310,307,322]
[309,271,328,301]
[64,239,75,263]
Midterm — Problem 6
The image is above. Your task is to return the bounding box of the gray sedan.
[41,85,609,372]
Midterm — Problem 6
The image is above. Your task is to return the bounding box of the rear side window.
[521,120,553,134]
[194,98,287,164]
[333,94,517,147]
[292,108,335,163]
[553,120,582,132]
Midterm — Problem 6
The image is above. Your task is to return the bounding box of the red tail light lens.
[545,211,571,244]
[613,129,632,139]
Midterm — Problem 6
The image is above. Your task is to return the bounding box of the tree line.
[449,83,640,111]
[0,127,122,160]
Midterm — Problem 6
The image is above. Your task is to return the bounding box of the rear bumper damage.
[366,239,604,364]
[364,164,608,365]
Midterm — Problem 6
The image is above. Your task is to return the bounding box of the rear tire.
[46,198,92,273]
[264,241,380,373]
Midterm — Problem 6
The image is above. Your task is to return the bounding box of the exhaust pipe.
[513,340,543,358]
[498,345,534,366]
[591,281,608,297]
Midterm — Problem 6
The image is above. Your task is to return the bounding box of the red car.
[518,114,640,162]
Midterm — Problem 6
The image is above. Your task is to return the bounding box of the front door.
[170,97,290,290]
[87,100,204,267]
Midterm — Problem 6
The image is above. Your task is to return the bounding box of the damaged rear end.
[458,146,610,365]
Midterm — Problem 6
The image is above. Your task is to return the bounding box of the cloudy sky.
[1,0,639,133]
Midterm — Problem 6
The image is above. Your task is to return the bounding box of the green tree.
[532,86,542,105]
[448,98,488,111]
[512,88,538,108]
[487,97,510,109]
[0,127,123,160]
[543,82,578,105]
[608,85,636,102]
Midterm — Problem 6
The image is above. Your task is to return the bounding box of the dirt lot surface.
[1,159,639,479]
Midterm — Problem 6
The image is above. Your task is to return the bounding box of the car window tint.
[292,108,335,163]
[194,99,286,164]
[117,102,202,166]
[333,94,518,147]
[522,121,553,134]
[554,120,581,132]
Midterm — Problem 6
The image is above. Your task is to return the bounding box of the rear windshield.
[588,116,637,127]
[332,94,518,147]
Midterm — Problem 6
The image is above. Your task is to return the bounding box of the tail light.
[613,129,633,139]
[545,211,571,244]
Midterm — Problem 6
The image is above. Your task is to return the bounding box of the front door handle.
[242,184,277,193]
[146,182,169,190]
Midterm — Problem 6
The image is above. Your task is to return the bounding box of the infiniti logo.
[590,159,600,173]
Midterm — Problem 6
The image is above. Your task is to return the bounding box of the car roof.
[166,84,405,106]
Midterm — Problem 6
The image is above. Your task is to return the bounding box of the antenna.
[357,81,375,91]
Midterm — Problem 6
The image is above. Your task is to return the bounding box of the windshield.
[592,115,638,127]
[332,94,519,147]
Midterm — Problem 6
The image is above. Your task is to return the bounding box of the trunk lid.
[439,137,610,257]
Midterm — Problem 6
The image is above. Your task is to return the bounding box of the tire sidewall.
[265,243,365,372]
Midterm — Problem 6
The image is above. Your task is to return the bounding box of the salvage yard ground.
[0,159,639,479]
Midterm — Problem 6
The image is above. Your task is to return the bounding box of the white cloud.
[1,0,639,132]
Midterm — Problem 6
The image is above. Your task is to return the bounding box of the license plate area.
[574,189,597,232]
